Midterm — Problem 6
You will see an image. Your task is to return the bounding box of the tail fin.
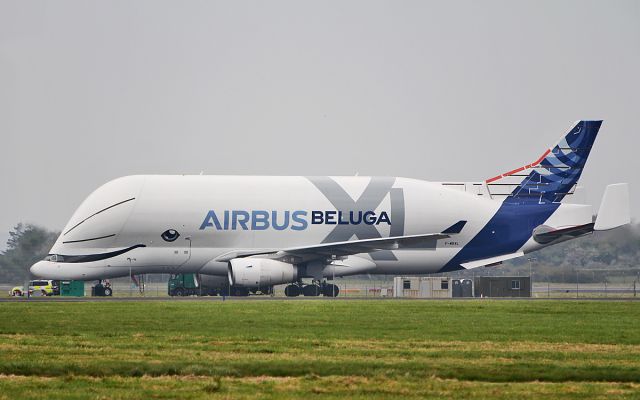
[485,120,602,204]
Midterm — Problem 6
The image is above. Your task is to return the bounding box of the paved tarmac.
[0,296,638,302]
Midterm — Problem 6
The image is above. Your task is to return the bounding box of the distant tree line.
[495,224,640,283]
[0,224,58,283]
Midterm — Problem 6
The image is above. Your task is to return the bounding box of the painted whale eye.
[161,229,180,242]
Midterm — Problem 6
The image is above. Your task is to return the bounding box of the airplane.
[30,120,630,296]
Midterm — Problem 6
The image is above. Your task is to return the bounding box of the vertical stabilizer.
[486,120,602,204]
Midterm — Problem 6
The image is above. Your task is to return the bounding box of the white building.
[393,277,473,298]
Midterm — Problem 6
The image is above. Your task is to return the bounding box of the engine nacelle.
[228,258,298,287]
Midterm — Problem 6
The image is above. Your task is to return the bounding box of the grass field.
[0,300,639,399]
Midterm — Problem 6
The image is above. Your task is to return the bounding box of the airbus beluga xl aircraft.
[31,121,630,296]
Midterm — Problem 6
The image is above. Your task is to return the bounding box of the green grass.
[0,300,639,399]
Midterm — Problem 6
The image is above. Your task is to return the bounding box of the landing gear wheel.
[284,284,300,297]
[323,284,339,297]
[302,284,321,297]
[103,287,113,296]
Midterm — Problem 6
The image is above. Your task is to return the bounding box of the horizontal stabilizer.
[532,223,595,244]
[461,252,524,269]
[594,183,631,231]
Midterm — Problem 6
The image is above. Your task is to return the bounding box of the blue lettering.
[232,210,250,230]
[201,209,390,230]
[377,211,391,225]
[311,211,324,224]
[272,210,290,231]
[350,211,363,225]
[199,210,222,230]
[337,211,349,225]
[363,211,376,225]
[251,210,270,230]
[291,211,308,231]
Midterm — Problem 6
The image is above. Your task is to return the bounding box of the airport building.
[393,276,531,298]
[393,277,474,298]
[473,276,531,298]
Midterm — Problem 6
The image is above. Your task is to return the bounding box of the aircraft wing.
[215,220,467,263]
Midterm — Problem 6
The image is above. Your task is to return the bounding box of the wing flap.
[283,232,450,255]
[215,220,467,263]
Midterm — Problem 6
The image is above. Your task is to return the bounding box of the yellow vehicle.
[31,280,59,296]
[9,286,25,296]
[9,280,60,296]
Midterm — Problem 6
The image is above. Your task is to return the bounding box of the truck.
[168,273,273,297]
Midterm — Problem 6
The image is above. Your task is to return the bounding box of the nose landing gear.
[284,281,340,297]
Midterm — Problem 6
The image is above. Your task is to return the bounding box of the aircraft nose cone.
[30,261,47,278]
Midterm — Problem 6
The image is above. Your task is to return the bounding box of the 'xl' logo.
[306,176,405,261]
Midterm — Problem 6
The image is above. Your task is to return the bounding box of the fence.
[2,273,639,298]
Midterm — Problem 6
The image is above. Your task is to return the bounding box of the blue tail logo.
[487,120,602,204]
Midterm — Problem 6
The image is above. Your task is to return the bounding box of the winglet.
[442,220,467,234]
[594,183,630,231]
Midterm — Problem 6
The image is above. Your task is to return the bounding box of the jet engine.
[228,258,298,287]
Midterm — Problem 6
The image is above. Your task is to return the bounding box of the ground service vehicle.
[168,273,273,296]
[91,280,113,296]
[9,280,60,296]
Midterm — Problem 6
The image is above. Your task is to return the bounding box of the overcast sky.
[1,0,639,250]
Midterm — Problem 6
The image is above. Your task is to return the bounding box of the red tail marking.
[531,149,551,167]
[504,166,525,176]
[485,148,551,183]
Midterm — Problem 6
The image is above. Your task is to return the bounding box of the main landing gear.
[285,281,340,297]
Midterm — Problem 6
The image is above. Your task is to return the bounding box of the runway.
[1,296,638,302]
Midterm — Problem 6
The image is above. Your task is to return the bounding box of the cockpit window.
[45,254,64,262]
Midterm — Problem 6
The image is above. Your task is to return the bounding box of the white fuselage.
[30,174,591,281]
